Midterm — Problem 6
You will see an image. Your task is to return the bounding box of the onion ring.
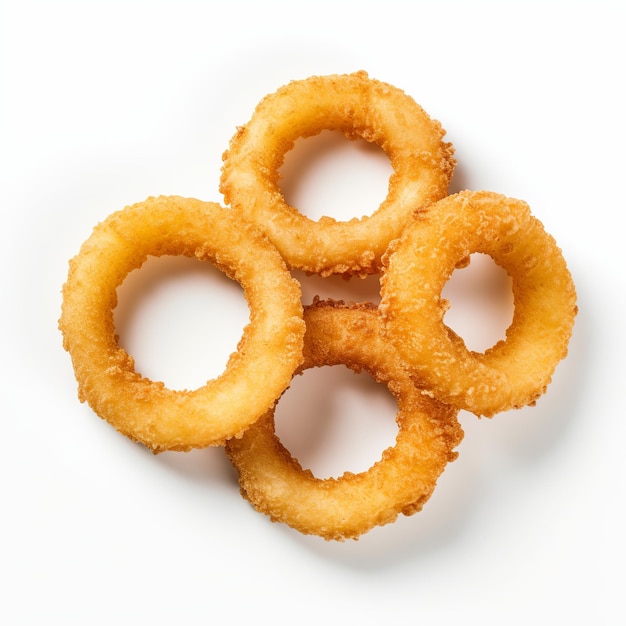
[226,299,463,541]
[219,71,455,277]
[380,190,578,417]
[59,196,305,452]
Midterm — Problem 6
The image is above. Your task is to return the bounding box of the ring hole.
[114,256,249,391]
[278,130,393,221]
[441,253,514,352]
[274,365,399,479]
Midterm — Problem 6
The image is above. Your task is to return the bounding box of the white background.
[1,1,624,623]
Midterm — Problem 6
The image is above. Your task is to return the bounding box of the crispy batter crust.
[59,196,305,452]
[225,300,463,541]
[220,71,455,277]
[380,190,578,417]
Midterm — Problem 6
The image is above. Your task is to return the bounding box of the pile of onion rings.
[60,72,577,541]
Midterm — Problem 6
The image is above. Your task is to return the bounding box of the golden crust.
[380,190,578,417]
[59,196,305,452]
[59,72,579,542]
[220,71,455,277]
[225,300,463,541]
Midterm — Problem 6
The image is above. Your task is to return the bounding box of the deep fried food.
[226,299,463,541]
[380,190,577,417]
[59,70,579,542]
[220,71,455,277]
[59,196,305,452]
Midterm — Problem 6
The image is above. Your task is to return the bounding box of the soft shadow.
[263,275,590,569]
[127,268,588,571]
[268,437,479,567]
[274,365,399,479]
[447,160,475,195]
[295,270,382,306]
[109,155,588,569]
[155,446,240,488]
[486,279,590,463]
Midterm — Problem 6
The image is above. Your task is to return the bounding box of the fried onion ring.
[220,71,455,277]
[226,299,463,541]
[380,190,578,417]
[59,196,305,452]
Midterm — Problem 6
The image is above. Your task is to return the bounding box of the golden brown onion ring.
[59,196,305,452]
[380,190,578,417]
[220,71,455,277]
[226,299,463,541]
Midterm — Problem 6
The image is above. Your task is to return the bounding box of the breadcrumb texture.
[59,196,305,452]
[226,299,463,541]
[220,71,455,277]
[380,190,578,417]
